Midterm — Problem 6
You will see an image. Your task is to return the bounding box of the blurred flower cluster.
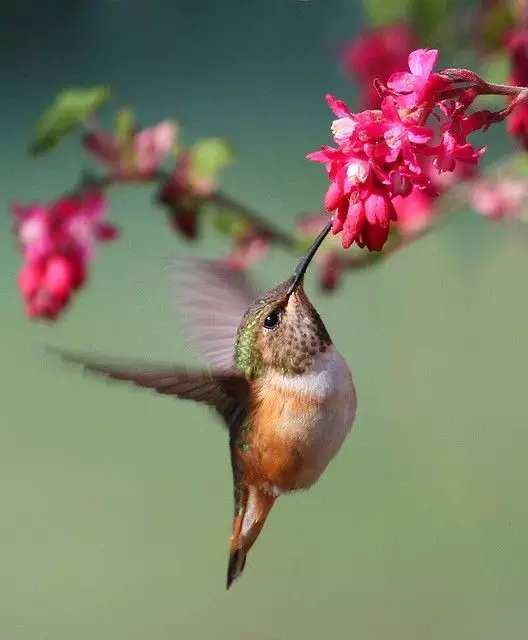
[13,192,118,319]
[10,0,528,320]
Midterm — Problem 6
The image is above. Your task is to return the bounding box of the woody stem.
[68,170,300,251]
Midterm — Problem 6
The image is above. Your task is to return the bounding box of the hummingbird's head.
[234,222,333,378]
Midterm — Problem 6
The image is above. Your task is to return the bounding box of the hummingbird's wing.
[49,348,249,432]
[170,257,261,371]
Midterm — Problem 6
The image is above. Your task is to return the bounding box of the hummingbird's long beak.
[287,221,332,296]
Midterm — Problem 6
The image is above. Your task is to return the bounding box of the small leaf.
[115,107,135,144]
[212,210,249,237]
[189,137,234,181]
[29,86,112,156]
[114,107,136,171]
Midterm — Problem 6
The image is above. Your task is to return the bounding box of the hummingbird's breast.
[247,345,357,494]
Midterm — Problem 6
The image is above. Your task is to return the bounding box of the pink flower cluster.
[309,48,491,251]
[12,192,118,320]
[83,120,177,180]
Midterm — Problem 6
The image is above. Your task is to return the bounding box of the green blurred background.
[2,1,528,638]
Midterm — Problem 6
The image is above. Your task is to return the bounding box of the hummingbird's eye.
[263,310,280,330]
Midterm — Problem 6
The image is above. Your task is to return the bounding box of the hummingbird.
[51,222,357,589]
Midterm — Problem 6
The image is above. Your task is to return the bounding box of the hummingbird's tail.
[226,487,276,589]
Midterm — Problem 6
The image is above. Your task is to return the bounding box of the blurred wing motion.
[171,257,260,370]
[49,347,249,431]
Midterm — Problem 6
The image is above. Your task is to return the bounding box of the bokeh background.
[2,1,528,638]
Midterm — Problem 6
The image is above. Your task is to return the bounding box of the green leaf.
[362,0,412,29]
[189,137,234,181]
[29,85,112,156]
[114,106,136,171]
[212,210,248,237]
[114,107,135,144]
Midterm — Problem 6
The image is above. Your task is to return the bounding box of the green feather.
[234,317,264,378]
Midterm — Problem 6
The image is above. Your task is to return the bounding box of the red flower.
[12,192,118,321]
[388,49,451,109]
[428,100,487,172]
[319,252,343,291]
[157,152,214,240]
[506,29,528,150]
[84,120,177,180]
[309,48,497,251]
[380,97,433,170]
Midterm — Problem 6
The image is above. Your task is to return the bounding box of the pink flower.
[340,24,418,109]
[431,160,476,191]
[380,97,432,170]
[387,49,451,109]
[506,102,528,149]
[429,102,487,172]
[319,252,343,291]
[157,152,215,240]
[332,188,397,251]
[12,192,118,321]
[468,178,528,221]
[83,120,177,180]
[309,49,499,251]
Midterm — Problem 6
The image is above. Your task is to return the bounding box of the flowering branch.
[11,11,528,322]
[67,170,299,250]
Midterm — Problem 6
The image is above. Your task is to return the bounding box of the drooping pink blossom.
[309,48,502,251]
[12,192,118,321]
[84,120,177,180]
[387,49,452,110]
[157,151,215,240]
[318,252,343,291]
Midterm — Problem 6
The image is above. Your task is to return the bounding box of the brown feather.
[48,347,249,431]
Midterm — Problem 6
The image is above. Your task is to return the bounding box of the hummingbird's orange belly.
[248,381,356,493]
